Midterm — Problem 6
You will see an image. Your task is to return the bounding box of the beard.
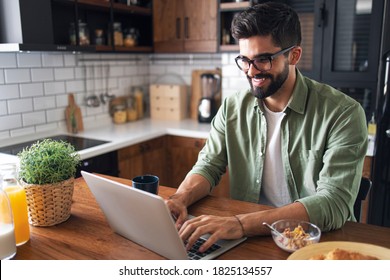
[247,62,289,99]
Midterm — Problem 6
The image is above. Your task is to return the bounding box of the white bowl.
[270,219,321,253]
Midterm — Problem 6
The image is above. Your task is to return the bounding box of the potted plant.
[18,139,81,227]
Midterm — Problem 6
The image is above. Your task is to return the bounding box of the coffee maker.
[198,73,221,123]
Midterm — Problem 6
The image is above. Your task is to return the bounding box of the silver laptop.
[81,171,246,260]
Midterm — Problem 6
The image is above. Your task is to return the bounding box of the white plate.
[287,241,390,260]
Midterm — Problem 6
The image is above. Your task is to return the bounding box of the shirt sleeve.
[296,101,368,231]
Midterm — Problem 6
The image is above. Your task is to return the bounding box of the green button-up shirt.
[189,70,368,231]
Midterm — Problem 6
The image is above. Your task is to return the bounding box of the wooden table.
[14,175,390,260]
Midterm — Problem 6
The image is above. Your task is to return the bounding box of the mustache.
[246,73,272,80]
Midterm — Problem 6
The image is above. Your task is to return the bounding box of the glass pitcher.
[0,163,30,246]
[0,177,17,259]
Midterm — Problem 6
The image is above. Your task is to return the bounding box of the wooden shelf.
[220,44,239,52]
[220,1,250,11]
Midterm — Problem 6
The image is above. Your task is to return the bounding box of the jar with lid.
[113,104,127,124]
[0,182,16,260]
[0,163,30,246]
[69,20,90,45]
[94,29,105,46]
[124,28,139,47]
[112,22,124,46]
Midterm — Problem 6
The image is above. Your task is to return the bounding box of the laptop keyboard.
[187,238,221,260]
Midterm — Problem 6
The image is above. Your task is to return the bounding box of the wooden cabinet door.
[153,0,217,53]
[118,136,168,186]
[183,0,218,53]
[153,0,184,52]
[166,135,206,187]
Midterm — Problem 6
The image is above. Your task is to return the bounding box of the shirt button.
[256,179,260,183]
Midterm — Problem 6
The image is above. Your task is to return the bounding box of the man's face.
[238,36,290,100]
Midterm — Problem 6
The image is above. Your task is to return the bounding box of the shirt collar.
[252,69,308,115]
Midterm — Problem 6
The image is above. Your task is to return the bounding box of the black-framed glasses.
[235,45,295,72]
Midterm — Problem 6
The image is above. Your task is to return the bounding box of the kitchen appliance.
[368,0,390,227]
[0,135,118,178]
[198,73,221,123]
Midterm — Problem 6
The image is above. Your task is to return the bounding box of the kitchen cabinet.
[0,0,153,52]
[118,136,168,185]
[165,135,230,197]
[219,0,250,52]
[153,0,218,53]
[118,135,230,198]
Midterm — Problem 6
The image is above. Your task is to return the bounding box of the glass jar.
[0,184,16,260]
[126,96,138,121]
[69,20,90,45]
[113,104,127,124]
[124,28,139,47]
[94,29,105,46]
[113,22,124,46]
[0,163,30,246]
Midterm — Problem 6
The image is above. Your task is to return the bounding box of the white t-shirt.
[259,104,292,207]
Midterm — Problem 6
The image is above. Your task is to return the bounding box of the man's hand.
[178,215,245,253]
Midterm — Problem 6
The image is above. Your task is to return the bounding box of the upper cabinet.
[153,0,218,53]
[219,0,250,52]
[0,0,153,52]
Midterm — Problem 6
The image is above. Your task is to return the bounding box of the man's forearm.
[172,174,211,207]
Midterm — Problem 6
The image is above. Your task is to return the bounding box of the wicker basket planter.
[21,177,75,227]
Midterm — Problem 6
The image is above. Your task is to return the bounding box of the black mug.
[132,175,159,194]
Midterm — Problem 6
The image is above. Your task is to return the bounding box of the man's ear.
[290,46,302,65]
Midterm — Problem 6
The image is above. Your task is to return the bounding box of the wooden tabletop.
[14,175,390,260]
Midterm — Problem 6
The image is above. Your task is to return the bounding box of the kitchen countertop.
[0,118,211,162]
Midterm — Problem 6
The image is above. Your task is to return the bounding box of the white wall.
[0,51,247,140]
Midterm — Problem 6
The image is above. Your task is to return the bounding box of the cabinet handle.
[176,18,181,39]
[184,17,189,39]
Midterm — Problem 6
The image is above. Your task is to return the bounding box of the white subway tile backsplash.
[1,52,239,137]
[0,101,7,115]
[0,53,17,68]
[64,54,77,67]
[0,130,10,140]
[35,122,60,133]
[8,98,33,114]
[44,81,66,95]
[4,69,31,83]
[10,126,36,138]
[0,114,22,131]
[54,68,74,80]
[42,53,64,67]
[19,83,44,98]
[55,94,68,107]
[17,53,42,68]
[0,84,19,100]
[46,108,66,122]
[0,69,4,84]
[33,96,56,110]
[31,68,54,82]
[65,80,84,93]
[22,111,46,126]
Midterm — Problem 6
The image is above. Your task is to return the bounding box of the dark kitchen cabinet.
[165,135,230,197]
[118,136,168,186]
[117,135,230,197]
[153,0,218,53]
[0,0,153,52]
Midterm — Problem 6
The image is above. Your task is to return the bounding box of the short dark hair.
[231,2,301,49]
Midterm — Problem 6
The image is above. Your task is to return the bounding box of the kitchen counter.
[0,118,211,162]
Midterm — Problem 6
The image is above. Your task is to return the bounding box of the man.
[166,2,368,253]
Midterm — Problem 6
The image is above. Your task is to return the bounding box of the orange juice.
[4,185,30,246]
